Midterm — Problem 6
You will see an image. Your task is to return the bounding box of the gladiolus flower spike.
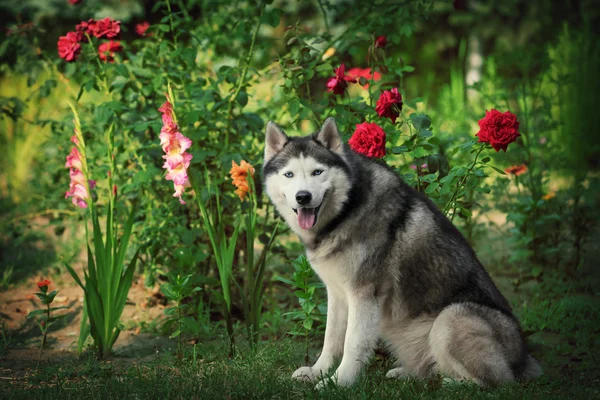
[158,93,193,204]
[65,103,94,209]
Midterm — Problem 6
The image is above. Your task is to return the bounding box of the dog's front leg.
[316,291,379,388]
[292,287,347,382]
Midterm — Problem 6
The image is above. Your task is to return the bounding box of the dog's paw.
[386,367,410,379]
[292,366,318,382]
[315,376,336,390]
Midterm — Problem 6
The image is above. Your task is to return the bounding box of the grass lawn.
[1,269,598,399]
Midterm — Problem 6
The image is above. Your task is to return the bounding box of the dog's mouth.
[292,204,322,230]
[291,191,327,230]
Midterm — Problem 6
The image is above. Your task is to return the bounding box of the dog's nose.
[295,191,312,205]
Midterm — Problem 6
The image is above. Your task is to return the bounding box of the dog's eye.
[312,169,324,176]
[284,172,294,178]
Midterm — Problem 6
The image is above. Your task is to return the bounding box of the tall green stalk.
[189,171,240,356]
[237,175,280,347]
[64,104,139,359]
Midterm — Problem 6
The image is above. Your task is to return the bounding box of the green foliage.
[237,173,280,347]
[27,282,68,366]
[160,273,202,357]
[189,168,241,356]
[276,255,326,363]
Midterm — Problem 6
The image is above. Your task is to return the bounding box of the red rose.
[57,32,81,62]
[346,68,382,89]
[326,64,357,95]
[476,109,521,152]
[135,22,151,37]
[98,40,123,63]
[375,88,403,123]
[349,122,386,158]
[37,279,51,288]
[93,18,120,39]
[75,20,93,41]
[374,35,387,48]
[68,0,81,4]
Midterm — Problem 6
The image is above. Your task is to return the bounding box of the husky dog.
[263,118,542,388]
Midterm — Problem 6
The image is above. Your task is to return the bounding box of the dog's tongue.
[297,208,316,230]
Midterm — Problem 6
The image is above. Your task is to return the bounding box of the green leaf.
[164,307,178,316]
[303,319,314,330]
[425,182,439,194]
[27,309,47,319]
[64,259,84,290]
[114,201,138,296]
[486,165,507,175]
[130,67,154,79]
[391,146,408,154]
[161,283,178,301]
[77,298,90,355]
[315,63,332,72]
[410,146,430,158]
[261,8,281,28]
[48,306,68,312]
[236,91,248,107]
[409,113,431,130]
[274,276,295,286]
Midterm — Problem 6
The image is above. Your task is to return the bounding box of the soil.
[0,217,175,374]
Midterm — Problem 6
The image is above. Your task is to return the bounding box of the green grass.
[1,269,598,399]
[0,340,597,400]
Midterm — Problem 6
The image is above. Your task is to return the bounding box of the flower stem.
[225,1,265,148]
[177,301,182,358]
[444,143,486,219]
[85,33,110,95]
[165,0,178,46]
[37,303,50,367]
[368,36,375,108]
[317,0,330,34]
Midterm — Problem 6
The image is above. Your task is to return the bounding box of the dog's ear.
[315,117,343,154]
[265,121,289,162]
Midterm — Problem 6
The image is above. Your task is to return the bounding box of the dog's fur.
[263,118,542,388]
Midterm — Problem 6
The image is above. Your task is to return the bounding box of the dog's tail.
[522,354,543,379]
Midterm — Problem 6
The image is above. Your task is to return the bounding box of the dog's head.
[263,118,352,236]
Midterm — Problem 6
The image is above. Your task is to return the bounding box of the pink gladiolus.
[69,168,86,185]
[65,147,83,171]
[65,182,88,208]
[158,96,193,204]
[65,173,95,208]
[65,135,93,208]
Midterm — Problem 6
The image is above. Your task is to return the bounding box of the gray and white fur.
[263,118,542,388]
